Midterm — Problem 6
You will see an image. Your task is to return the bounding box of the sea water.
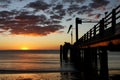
[0,50,119,80]
[0,50,60,71]
[0,50,62,80]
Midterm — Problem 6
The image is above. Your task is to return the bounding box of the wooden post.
[99,47,109,80]
[83,48,92,80]
[70,45,75,62]
[94,26,96,37]
[99,18,105,36]
[91,48,98,80]
[112,9,116,34]
[63,44,68,62]
[60,45,63,63]
[76,18,79,42]
[90,29,92,39]
[83,48,98,80]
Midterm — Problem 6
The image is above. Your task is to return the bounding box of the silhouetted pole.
[60,45,63,63]
[99,47,109,80]
[112,9,116,34]
[76,18,78,41]
[75,18,82,42]
[71,30,73,44]
[67,25,73,44]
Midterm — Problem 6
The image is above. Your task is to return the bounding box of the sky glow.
[0,0,119,50]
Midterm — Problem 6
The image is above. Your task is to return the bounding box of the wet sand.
[0,70,120,80]
[0,73,61,80]
[0,72,82,80]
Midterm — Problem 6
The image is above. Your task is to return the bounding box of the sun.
[21,47,29,50]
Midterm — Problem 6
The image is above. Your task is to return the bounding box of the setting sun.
[21,47,29,50]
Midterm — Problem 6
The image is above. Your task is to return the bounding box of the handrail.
[76,4,120,45]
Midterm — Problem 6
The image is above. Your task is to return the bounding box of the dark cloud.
[66,18,72,21]
[0,11,15,19]
[25,0,51,11]
[55,9,66,17]
[77,5,93,14]
[50,14,63,20]
[67,4,80,15]
[0,0,24,3]
[0,10,64,36]
[62,0,85,3]
[90,0,110,9]
[0,0,11,3]
[52,20,61,24]
[9,25,64,36]
[0,4,8,8]
[95,14,101,19]
[87,13,95,17]
[53,5,63,10]
[51,4,66,17]
[0,19,64,36]
[0,0,111,36]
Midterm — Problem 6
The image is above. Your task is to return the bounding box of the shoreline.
[0,69,78,74]
[0,69,120,74]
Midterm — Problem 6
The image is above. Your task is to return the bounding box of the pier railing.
[75,4,120,47]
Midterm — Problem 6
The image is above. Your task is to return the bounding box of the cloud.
[50,14,63,20]
[52,4,66,17]
[66,18,72,21]
[0,4,8,8]
[67,4,80,15]
[90,0,110,9]
[0,0,112,36]
[0,20,64,36]
[95,14,102,19]
[77,5,93,14]
[0,0,11,3]
[25,0,51,11]
[88,13,95,17]
[9,25,64,36]
[53,5,63,10]
[0,10,64,36]
[62,0,85,3]
[0,11,15,19]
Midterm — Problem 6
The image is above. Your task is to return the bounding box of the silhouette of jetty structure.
[60,4,120,80]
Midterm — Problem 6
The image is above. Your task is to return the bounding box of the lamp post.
[75,18,82,42]
[67,25,73,44]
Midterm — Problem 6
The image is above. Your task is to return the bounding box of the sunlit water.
[0,50,60,71]
[0,50,119,80]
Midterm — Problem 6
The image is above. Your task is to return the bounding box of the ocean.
[0,50,60,71]
[0,50,119,80]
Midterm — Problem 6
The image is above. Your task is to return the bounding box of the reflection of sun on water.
[21,47,29,50]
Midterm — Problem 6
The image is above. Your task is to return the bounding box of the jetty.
[60,4,120,80]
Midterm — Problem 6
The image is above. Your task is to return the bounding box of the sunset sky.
[0,0,119,50]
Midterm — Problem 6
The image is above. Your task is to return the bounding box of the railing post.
[112,9,116,34]
[94,26,96,37]
[99,18,105,36]
[84,34,86,41]
[90,29,92,39]
[87,32,89,40]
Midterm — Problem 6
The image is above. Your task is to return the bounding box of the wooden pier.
[60,4,120,80]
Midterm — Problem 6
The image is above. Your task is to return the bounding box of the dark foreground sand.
[0,72,83,80]
[0,70,120,80]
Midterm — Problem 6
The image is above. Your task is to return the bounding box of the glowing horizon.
[0,0,119,50]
